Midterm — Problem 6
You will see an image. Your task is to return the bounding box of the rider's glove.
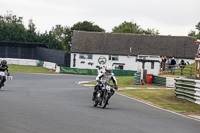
[114,85,118,90]
[97,80,102,84]
[7,72,10,76]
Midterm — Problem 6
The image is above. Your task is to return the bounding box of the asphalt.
[0,73,200,133]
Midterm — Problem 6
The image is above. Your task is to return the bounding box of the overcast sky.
[0,0,199,36]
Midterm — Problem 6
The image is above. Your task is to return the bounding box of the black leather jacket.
[0,64,9,72]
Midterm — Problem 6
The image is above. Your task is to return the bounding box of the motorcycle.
[0,71,12,90]
[93,80,115,109]
[0,71,5,89]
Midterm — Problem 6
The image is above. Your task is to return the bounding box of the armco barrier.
[134,73,140,85]
[133,74,175,87]
[43,61,56,70]
[152,75,166,86]
[194,80,200,104]
[166,77,175,88]
[175,78,200,104]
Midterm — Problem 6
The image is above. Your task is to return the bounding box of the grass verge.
[85,76,200,115]
[84,76,166,88]
[118,89,200,115]
[8,64,54,74]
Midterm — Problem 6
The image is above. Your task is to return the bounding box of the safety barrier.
[0,58,57,71]
[152,75,166,86]
[113,70,136,76]
[0,58,39,66]
[175,78,200,105]
[60,67,98,75]
[43,61,56,70]
[134,73,140,85]
[133,74,175,87]
[166,77,175,88]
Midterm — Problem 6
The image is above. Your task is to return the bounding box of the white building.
[70,31,197,75]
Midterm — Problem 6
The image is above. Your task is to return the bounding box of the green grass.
[84,76,165,88]
[118,89,200,114]
[85,76,200,115]
[8,64,53,74]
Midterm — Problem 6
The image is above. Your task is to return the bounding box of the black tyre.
[0,75,3,89]
[0,77,2,90]
[102,90,110,109]
[93,99,98,107]
[93,90,101,107]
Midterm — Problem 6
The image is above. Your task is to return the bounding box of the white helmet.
[105,66,112,74]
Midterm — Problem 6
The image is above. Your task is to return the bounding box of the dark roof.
[71,31,197,59]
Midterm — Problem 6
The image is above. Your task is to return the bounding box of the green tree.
[26,19,39,42]
[188,30,196,37]
[143,28,159,35]
[67,21,105,52]
[196,22,200,31]
[112,21,142,34]
[112,21,159,35]
[51,25,71,52]
[188,21,200,39]
[38,30,64,50]
[0,11,27,42]
[71,21,105,32]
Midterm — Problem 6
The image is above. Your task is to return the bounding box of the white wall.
[71,53,160,75]
[71,53,137,70]
[70,53,195,75]
[137,62,160,75]
[137,55,161,75]
[0,58,39,66]
[0,58,57,71]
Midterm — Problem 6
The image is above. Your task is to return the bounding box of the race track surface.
[0,73,200,133]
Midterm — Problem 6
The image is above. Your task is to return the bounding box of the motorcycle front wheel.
[0,76,2,90]
[102,90,111,109]
[93,90,101,107]
[93,100,98,107]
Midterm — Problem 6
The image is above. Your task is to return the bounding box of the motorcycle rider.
[92,66,118,101]
[0,60,10,86]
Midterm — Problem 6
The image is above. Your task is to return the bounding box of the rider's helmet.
[105,66,112,74]
[1,60,7,66]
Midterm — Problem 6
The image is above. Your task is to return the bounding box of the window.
[151,62,154,69]
[139,56,148,59]
[79,54,93,59]
[109,55,118,61]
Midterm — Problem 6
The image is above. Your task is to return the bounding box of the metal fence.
[160,64,194,78]
[36,47,70,67]
[0,41,70,67]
